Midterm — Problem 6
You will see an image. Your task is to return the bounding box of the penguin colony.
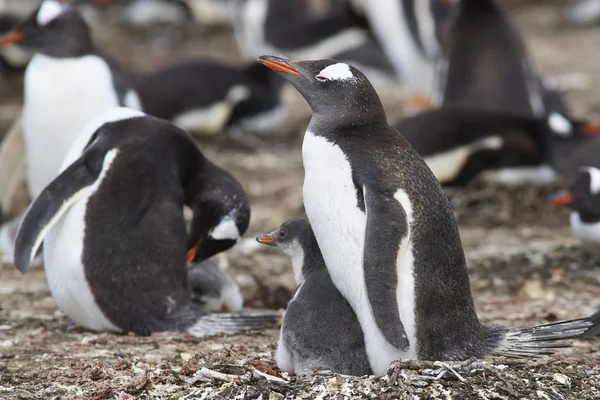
[0,0,598,379]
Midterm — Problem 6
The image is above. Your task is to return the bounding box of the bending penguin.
[257,218,372,376]
[13,107,277,336]
[258,55,594,375]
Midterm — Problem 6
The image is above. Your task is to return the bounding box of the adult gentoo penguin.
[358,0,452,96]
[136,60,287,136]
[257,218,372,376]
[439,0,545,116]
[550,166,600,252]
[13,107,275,336]
[0,0,141,199]
[259,56,593,375]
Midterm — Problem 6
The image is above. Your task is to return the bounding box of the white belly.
[22,54,123,198]
[302,131,416,375]
[42,149,121,332]
[43,194,120,332]
[570,212,600,252]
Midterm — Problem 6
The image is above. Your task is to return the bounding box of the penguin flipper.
[579,310,600,338]
[363,185,410,351]
[13,155,101,274]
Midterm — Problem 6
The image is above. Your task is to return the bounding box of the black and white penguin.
[439,0,545,116]
[550,166,600,252]
[0,13,30,72]
[257,218,372,376]
[187,259,243,313]
[135,60,287,136]
[259,56,593,375]
[230,0,396,82]
[12,107,275,336]
[358,0,452,96]
[396,107,600,186]
[0,0,142,199]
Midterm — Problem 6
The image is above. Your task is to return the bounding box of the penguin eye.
[279,231,286,239]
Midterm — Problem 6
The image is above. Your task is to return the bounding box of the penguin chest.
[22,54,120,198]
[302,131,416,373]
[43,195,120,333]
[570,212,600,252]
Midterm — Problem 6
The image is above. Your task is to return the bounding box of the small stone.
[553,373,571,386]
[268,391,284,400]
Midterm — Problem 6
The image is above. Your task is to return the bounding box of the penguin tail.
[578,310,600,339]
[493,317,594,357]
[184,310,280,338]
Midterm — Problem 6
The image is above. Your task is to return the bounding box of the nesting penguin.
[230,0,395,82]
[396,107,600,186]
[135,60,287,136]
[13,107,276,336]
[440,0,545,116]
[257,218,372,376]
[0,0,141,199]
[259,56,593,375]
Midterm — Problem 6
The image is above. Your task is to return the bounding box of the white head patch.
[548,112,572,137]
[37,0,67,26]
[316,63,354,82]
[586,167,600,195]
[210,216,240,241]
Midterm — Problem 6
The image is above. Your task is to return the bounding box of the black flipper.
[13,149,110,274]
[363,185,410,351]
[579,310,600,338]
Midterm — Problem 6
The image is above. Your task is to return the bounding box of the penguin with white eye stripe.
[12,107,277,337]
[259,56,594,375]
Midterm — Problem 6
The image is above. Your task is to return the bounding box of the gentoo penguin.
[188,259,243,312]
[550,166,600,252]
[12,107,276,336]
[257,218,372,376]
[0,13,30,72]
[358,0,452,96]
[396,107,600,186]
[259,56,593,374]
[0,0,141,199]
[136,60,287,136]
[439,0,545,116]
[230,0,396,82]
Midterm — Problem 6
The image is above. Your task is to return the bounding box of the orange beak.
[256,233,277,246]
[0,31,25,47]
[186,236,204,265]
[583,122,600,136]
[549,191,576,207]
[257,56,300,75]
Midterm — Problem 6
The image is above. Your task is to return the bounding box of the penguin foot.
[431,361,467,382]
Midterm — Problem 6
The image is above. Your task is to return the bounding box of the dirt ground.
[1,1,600,399]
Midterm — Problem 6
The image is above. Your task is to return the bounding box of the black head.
[0,0,93,58]
[256,218,320,282]
[549,167,600,222]
[257,55,386,128]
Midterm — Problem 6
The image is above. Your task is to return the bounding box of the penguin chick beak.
[548,191,576,207]
[256,232,277,246]
[0,31,25,47]
[583,122,600,136]
[257,55,300,75]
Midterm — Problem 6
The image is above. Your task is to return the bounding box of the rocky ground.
[1,1,600,399]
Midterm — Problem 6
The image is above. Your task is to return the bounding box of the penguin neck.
[308,106,387,136]
[297,231,327,282]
